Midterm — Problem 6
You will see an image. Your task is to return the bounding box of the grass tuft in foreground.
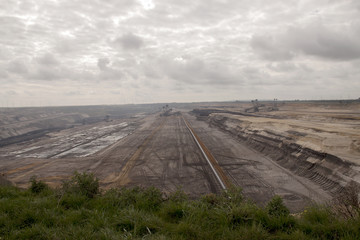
[0,172,359,239]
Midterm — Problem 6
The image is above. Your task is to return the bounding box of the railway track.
[182,115,232,190]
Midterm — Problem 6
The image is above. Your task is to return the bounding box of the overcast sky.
[1,0,359,107]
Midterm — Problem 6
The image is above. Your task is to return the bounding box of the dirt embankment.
[207,114,360,197]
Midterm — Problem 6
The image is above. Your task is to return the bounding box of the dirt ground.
[0,113,222,195]
[1,101,359,212]
[185,113,330,211]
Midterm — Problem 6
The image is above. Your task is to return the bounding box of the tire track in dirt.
[107,117,167,188]
[151,115,221,193]
[5,162,44,175]
[10,160,54,182]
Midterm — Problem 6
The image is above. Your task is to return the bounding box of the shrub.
[299,206,350,239]
[11,224,49,240]
[222,186,243,206]
[113,208,163,237]
[237,223,270,240]
[256,196,295,234]
[262,214,296,234]
[29,176,48,194]
[166,187,188,203]
[302,206,332,225]
[57,209,91,227]
[1,179,360,239]
[160,202,187,223]
[275,230,310,240]
[266,195,289,217]
[201,193,221,207]
[0,185,22,198]
[103,186,163,211]
[60,193,88,209]
[229,204,258,227]
[185,201,228,231]
[175,222,198,240]
[62,171,99,198]
[138,187,163,211]
[333,181,360,219]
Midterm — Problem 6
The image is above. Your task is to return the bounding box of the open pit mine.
[1,100,360,212]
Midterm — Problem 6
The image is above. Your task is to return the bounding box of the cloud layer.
[0,0,359,106]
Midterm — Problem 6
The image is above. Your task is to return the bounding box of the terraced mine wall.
[205,113,360,197]
[0,104,164,147]
[0,114,86,147]
[0,128,63,148]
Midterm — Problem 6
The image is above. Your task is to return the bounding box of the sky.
[0,0,360,107]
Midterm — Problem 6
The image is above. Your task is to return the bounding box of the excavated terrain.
[192,100,360,204]
[1,101,359,212]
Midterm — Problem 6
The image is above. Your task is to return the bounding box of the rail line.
[182,116,232,190]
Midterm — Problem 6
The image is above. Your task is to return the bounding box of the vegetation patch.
[0,172,359,239]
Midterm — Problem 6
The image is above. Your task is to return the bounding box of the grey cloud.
[164,57,204,82]
[7,59,29,75]
[65,91,81,96]
[35,0,137,25]
[287,24,360,60]
[161,56,241,85]
[241,66,270,85]
[30,66,63,81]
[29,66,97,82]
[17,0,38,12]
[149,0,260,27]
[252,22,360,61]
[1,0,360,106]
[267,62,297,72]
[185,0,248,25]
[242,67,260,75]
[0,48,13,60]
[0,16,25,45]
[6,90,17,95]
[171,83,185,92]
[113,33,144,50]
[97,58,123,80]
[143,65,161,79]
[97,58,110,71]
[55,39,81,54]
[251,34,294,61]
[0,70,8,79]
[110,90,122,95]
[6,56,66,81]
[36,53,60,66]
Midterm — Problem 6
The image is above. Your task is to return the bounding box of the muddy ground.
[1,101,359,212]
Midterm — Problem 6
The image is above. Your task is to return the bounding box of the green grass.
[0,172,359,239]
